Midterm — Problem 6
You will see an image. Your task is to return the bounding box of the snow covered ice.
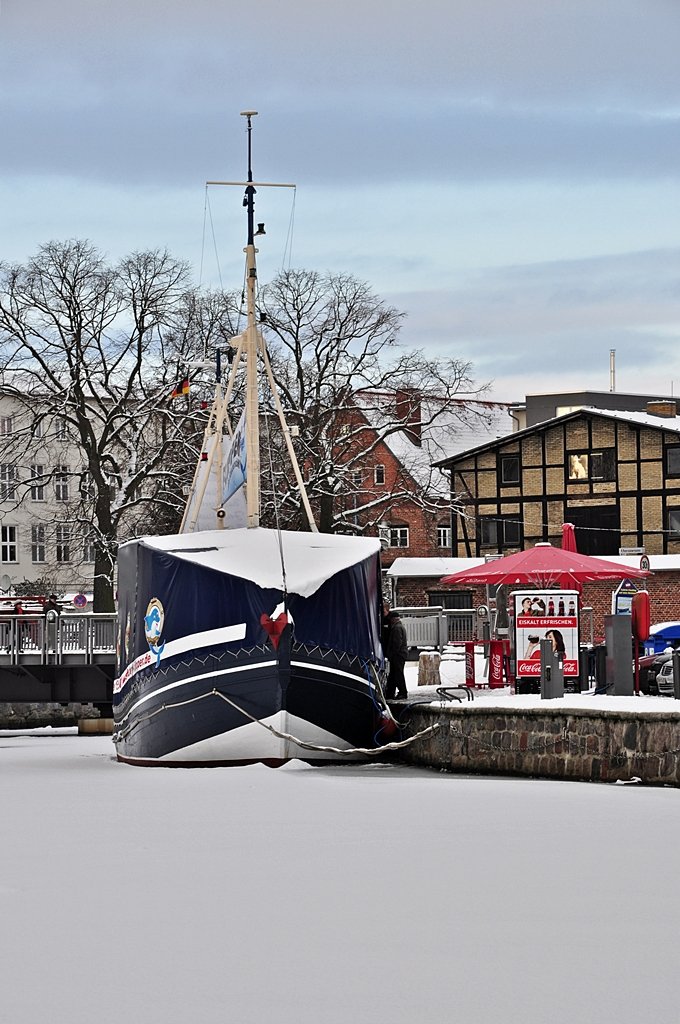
[2,722,680,1024]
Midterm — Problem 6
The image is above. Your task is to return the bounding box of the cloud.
[2,1,679,189]
[2,0,679,405]
[388,249,680,397]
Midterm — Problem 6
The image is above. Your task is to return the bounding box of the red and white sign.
[465,641,476,687]
[513,589,580,677]
[489,639,505,688]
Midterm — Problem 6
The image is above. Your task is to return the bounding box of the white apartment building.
[0,395,97,598]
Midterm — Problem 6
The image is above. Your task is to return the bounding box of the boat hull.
[113,644,384,766]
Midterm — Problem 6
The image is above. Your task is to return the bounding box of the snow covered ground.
[2,716,680,1024]
[408,648,680,714]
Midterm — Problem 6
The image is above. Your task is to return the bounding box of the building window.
[666,447,680,478]
[499,454,520,485]
[388,525,409,548]
[0,463,17,500]
[568,450,615,482]
[31,418,44,439]
[479,515,522,550]
[669,509,680,538]
[0,416,13,436]
[80,471,95,499]
[83,531,97,563]
[55,525,71,563]
[30,465,45,501]
[55,465,69,501]
[351,470,362,486]
[437,524,452,548]
[374,464,385,485]
[1,525,17,562]
[55,417,68,440]
[31,525,46,563]
[428,590,473,610]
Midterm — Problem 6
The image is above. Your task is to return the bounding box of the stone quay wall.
[396,703,680,786]
[0,703,101,729]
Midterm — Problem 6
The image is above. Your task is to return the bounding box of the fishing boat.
[112,112,394,766]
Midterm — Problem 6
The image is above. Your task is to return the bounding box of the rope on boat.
[112,686,440,755]
[210,688,440,754]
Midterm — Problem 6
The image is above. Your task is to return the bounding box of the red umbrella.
[561,522,578,552]
[441,543,650,590]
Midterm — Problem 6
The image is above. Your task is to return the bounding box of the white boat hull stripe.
[115,622,247,692]
[115,658,372,727]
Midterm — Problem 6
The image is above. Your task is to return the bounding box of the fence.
[0,613,117,664]
[395,606,476,651]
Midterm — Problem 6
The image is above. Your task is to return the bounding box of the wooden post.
[418,651,441,687]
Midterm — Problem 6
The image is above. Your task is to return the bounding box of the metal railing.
[443,609,476,643]
[0,613,116,664]
[394,606,476,651]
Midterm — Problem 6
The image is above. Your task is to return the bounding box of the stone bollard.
[418,651,441,687]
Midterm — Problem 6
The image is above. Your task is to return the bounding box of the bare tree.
[0,240,236,609]
[256,269,489,533]
[0,247,489,609]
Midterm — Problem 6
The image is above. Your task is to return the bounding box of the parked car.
[636,651,670,694]
[655,660,678,698]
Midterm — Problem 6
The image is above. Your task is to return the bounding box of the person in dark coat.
[43,594,61,615]
[385,609,408,700]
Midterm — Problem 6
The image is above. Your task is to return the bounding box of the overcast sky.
[2,0,679,401]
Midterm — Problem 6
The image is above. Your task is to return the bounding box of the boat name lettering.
[114,650,153,693]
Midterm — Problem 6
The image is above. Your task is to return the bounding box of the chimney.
[395,388,421,446]
[646,400,677,419]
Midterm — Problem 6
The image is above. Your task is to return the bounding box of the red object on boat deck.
[260,612,288,650]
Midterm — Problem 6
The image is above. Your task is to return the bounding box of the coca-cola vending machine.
[513,590,579,687]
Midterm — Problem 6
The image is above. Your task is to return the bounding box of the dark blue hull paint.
[113,643,382,765]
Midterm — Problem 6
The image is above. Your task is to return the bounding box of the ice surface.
[2,709,680,1024]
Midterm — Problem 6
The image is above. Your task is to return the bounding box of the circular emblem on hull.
[144,597,165,646]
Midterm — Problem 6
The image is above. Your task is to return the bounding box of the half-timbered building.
[438,399,680,558]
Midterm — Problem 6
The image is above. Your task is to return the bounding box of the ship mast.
[242,110,261,528]
[193,112,318,534]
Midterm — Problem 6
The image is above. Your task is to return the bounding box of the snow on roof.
[387,556,484,578]
[128,527,381,599]
[649,621,680,634]
[580,407,680,433]
[435,405,680,467]
[357,393,516,494]
[387,553,680,578]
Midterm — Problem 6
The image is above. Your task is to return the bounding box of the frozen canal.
[1,729,679,1024]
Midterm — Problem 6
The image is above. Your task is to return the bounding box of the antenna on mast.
[240,111,259,246]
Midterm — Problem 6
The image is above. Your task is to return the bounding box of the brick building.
[333,390,515,565]
[386,554,680,641]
